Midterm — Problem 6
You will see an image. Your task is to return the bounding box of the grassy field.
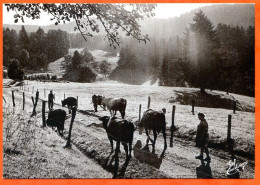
[4,79,255,157]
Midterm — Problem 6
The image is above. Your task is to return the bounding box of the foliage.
[63,49,97,82]
[5,3,156,47]
[82,48,94,64]
[18,25,30,51]
[45,29,70,63]
[7,59,24,80]
[72,50,82,67]
[99,60,111,78]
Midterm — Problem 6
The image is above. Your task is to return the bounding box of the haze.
[3,3,217,25]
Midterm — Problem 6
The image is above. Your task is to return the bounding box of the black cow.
[46,109,66,136]
[92,94,106,112]
[137,109,167,153]
[99,116,134,160]
[61,97,77,114]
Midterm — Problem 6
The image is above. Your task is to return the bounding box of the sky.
[3,3,216,25]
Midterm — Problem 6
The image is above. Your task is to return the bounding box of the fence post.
[42,100,46,127]
[65,106,77,148]
[233,101,236,114]
[113,123,121,178]
[227,115,232,143]
[192,99,195,115]
[11,90,15,107]
[139,104,142,121]
[23,92,25,110]
[64,93,65,100]
[147,96,151,109]
[31,96,36,117]
[170,105,176,147]
[77,96,78,107]
[35,90,39,106]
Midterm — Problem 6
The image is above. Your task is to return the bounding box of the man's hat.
[198,113,205,118]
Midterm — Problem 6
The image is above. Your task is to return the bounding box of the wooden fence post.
[233,101,236,114]
[77,96,78,107]
[35,90,39,106]
[23,92,25,110]
[170,105,176,147]
[192,99,195,115]
[147,96,151,109]
[64,93,65,100]
[11,90,15,107]
[227,115,232,143]
[42,100,46,127]
[65,106,77,148]
[31,96,36,117]
[139,104,142,121]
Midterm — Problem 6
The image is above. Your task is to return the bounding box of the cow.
[99,116,134,160]
[61,97,77,114]
[137,108,167,153]
[102,98,127,119]
[92,94,106,112]
[46,109,66,136]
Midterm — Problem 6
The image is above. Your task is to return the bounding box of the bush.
[7,60,24,81]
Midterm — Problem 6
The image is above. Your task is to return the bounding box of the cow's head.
[61,100,65,107]
[137,121,145,135]
[99,116,110,129]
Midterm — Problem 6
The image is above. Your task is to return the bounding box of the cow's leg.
[94,104,97,112]
[162,128,167,150]
[120,110,125,119]
[110,110,115,117]
[69,106,71,114]
[108,136,114,153]
[145,128,151,145]
[122,142,128,159]
[152,129,157,153]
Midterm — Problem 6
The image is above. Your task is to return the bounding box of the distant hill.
[140,4,255,38]
[4,4,254,39]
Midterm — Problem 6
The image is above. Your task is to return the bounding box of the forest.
[3,5,255,96]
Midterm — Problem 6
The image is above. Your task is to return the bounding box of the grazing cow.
[138,109,167,153]
[92,94,106,112]
[99,116,134,159]
[46,109,66,136]
[102,98,127,119]
[62,97,77,113]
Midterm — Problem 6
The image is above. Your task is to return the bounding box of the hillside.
[47,48,119,79]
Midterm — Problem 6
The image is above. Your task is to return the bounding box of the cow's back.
[140,109,166,132]
[65,97,77,106]
[47,109,66,127]
[107,98,127,111]
[106,118,134,143]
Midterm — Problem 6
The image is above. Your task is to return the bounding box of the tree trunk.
[200,87,206,93]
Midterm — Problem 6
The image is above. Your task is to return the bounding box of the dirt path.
[3,85,255,178]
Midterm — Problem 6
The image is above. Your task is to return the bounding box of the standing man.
[48,90,55,111]
[195,113,210,161]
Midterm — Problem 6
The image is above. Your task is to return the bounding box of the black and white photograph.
[2,3,255,179]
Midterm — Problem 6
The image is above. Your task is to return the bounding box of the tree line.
[4,26,70,71]
[111,10,254,96]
